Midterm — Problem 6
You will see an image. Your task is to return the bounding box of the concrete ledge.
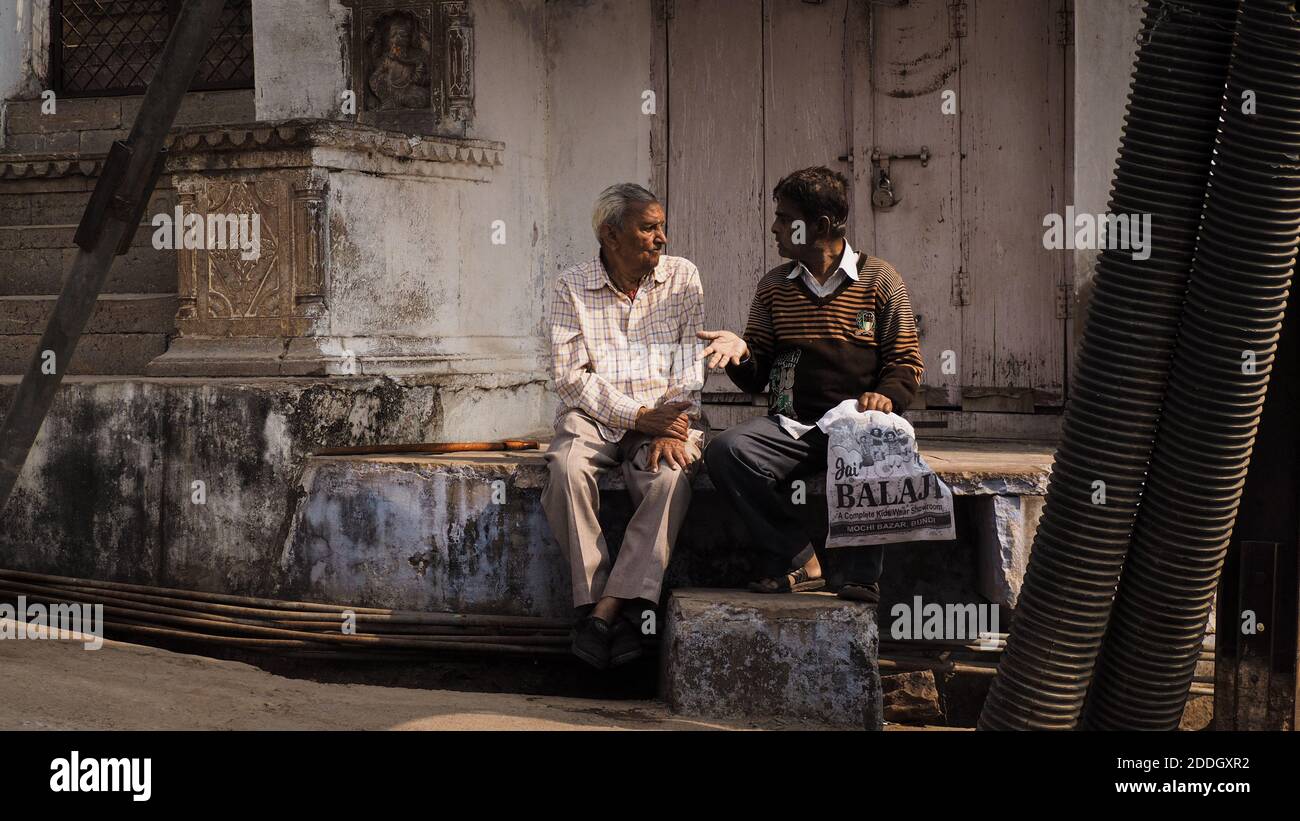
[372,440,1055,496]
[661,589,882,729]
[0,376,1051,623]
[281,444,1048,617]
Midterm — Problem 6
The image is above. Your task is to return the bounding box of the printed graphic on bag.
[767,348,801,417]
[816,400,956,547]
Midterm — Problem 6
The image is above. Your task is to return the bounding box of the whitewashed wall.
[0,0,50,104]
[1072,0,1145,339]
[252,0,552,361]
[252,0,352,120]
[544,0,657,277]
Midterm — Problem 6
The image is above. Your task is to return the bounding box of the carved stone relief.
[344,0,474,136]
[205,180,282,320]
[173,168,330,339]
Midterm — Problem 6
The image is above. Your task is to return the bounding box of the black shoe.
[837,581,880,604]
[571,616,612,669]
[608,617,645,667]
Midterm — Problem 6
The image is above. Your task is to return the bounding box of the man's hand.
[856,392,894,413]
[697,330,749,369]
[646,435,695,473]
[634,400,693,440]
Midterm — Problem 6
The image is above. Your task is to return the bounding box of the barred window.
[52,0,255,97]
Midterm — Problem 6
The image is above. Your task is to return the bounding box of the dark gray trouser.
[703,413,884,585]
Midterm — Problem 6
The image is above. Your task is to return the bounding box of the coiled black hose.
[978,0,1241,730]
[1084,0,1300,731]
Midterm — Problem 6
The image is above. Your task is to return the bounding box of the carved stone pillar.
[147,119,510,377]
[174,179,203,323]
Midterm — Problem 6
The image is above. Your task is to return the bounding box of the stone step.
[660,589,882,729]
[1,90,255,154]
[0,244,174,295]
[0,166,177,295]
[0,173,176,230]
[0,294,176,335]
[0,332,168,375]
[0,223,159,250]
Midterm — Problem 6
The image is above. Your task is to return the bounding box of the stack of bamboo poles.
[0,567,1216,696]
[0,568,572,658]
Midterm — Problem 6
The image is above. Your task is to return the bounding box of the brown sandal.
[747,566,826,594]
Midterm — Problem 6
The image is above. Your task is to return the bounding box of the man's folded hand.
[856,391,893,413]
[634,400,693,440]
[646,436,694,473]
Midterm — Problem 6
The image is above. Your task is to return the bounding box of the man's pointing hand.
[697,330,749,369]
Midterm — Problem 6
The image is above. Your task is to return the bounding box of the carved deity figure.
[368,13,432,110]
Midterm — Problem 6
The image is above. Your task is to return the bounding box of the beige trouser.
[542,408,703,609]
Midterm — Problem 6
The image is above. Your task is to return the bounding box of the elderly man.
[699,166,924,604]
[543,183,706,669]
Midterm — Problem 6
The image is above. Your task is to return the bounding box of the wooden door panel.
[868,0,964,408]
[666,0,765,342]
[762,0,851,274]
[959,0,1066,406]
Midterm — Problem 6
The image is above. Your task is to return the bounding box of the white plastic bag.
[816,399,956,547]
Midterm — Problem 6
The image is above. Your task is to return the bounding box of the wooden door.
[957,0,1068,411]
[668,0,1070,423]
[866,0,1068,413]
[862,0,964,408]
[667,0,851,398]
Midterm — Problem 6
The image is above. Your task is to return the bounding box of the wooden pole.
[0,0,227,514]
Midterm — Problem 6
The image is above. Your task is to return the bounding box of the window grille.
[51,0,255,97]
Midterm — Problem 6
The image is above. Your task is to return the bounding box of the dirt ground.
[0,621,847,731]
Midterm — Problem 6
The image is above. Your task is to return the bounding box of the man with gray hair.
[543,183,707,669]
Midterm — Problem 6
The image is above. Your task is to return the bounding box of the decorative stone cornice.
[0,119,502,181]
[0,155,105,180]
[164,118,504,167]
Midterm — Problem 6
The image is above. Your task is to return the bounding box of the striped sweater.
[725,253,925,421]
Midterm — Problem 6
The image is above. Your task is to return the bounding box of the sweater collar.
[788,240,860,283]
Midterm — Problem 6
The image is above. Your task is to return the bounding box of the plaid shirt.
[548,253,705,443]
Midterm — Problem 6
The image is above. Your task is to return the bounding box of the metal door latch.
[871,146,931,167]
[869,146,930,210]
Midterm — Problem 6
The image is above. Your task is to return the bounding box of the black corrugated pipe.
[1083,0,1300,731]
[978,0,1241,730]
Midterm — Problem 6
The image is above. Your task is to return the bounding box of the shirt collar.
[788,240,860,282]
[586,251,670,290]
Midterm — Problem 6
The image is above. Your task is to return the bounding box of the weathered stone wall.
[279,449,1040,617]
[0,375,548,595]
